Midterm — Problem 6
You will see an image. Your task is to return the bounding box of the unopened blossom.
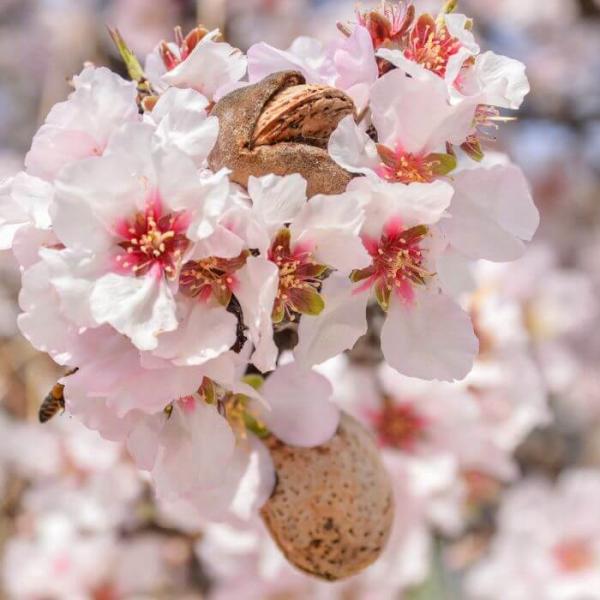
[467,470,600,599]
[146,27,247,101]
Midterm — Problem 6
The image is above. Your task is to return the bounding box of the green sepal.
[292,287,325,316]
[375,279,391,312]
[271,300,285,324]
[243,412,270,439]
[461,136,485,162]
[428,152,457,176]
[242,374,265,391]
[351,266,375,283]
[107,27,146,84]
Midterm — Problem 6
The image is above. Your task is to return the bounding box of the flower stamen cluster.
[352,222,431,311]
[116,200,190,280]
[268,228,328,323]
[179,251,249,306]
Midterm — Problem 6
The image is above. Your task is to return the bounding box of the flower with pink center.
[467,470,600,599]
[404,13,466,79]
[49,121,230,351]
[297,178,479,382]
[352,220,431,310]
[328,68,478,184]
[371,399,429,452]
[191,173,369,371]
[356,1,415,53]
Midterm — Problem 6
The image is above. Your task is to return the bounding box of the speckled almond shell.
[260,412,394,581]
[208,71,355,197]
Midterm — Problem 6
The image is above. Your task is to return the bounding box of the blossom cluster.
[0,0,538,527]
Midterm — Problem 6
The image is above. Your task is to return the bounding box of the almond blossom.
[1,4,541,544]
[50,120,231,351]
[467,471,600,599]
[297,176,479,381]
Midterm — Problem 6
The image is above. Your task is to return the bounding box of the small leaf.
[428,153,457,176]
[401,224,429,242]
[376,143,398,168]
[242,374,265,391]
[107,27,146,83]
[271,300,285,324]
[291,287,325,316]
[213,282,233,307]
[461,136,485,162]
[351,266,375,283]
[440,0,458,15]
[243,412,270,438]
[271,228,292,255]
[375,279,391,312]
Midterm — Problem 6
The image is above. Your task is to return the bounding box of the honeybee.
[38,368,77,423]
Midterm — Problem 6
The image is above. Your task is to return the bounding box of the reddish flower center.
[357,2,414,50]
[268,228,328,323]
[378,147,437,184]
[553,539,595,574]
[115,200,189,280]
[463,470,502,505]
[404,15,462,78]
[159,25,213,71]
[372,400,428,451]
[352,219,430,310]
[179,252,249,307]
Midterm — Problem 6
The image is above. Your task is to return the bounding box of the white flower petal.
[381,290,478,382]
[248,37,335,84]
[247,174,307,235]
[153,301,237,366]
[295,275,369,368]
[258,362,340,447]
[291,191,370,273]
[333,25,378,111]
[90,272,178,351]
[446,164,539,261]
[150,87,219,164]
[230,438,276,519]
[348,177,453,239]
[162,31,247,99]
[474,51,530,110]
[234,257,279,373]
[370,69,478,154]
[153,400,237,499]
[328,115,380,176]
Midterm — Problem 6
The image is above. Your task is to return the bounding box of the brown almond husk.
[208,71,356,197]
[260,412,394,581]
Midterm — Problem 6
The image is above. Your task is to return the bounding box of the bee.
[38,368,77,424]
[38,382,65,423]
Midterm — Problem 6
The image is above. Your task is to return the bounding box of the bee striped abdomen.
[38,382,66,423]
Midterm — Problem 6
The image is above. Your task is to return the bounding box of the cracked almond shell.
[208,71,356,197]
[260,412,394,581]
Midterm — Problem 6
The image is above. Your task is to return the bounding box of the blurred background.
[1,0,599,598]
